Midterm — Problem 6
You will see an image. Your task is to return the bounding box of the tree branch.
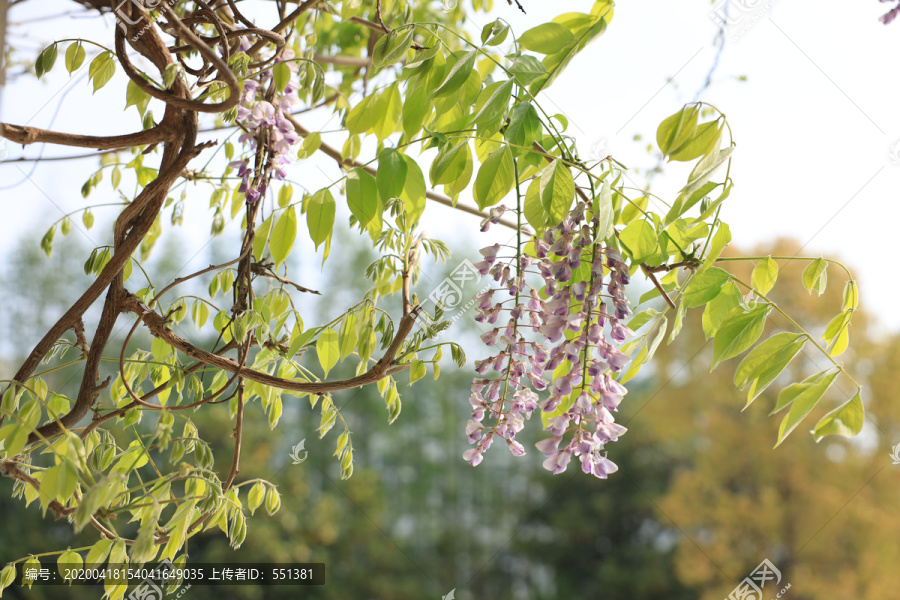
[0,122,169,150]
[121,292,418,394]
[251,262,321,294]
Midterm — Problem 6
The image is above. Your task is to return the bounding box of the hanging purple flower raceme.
[464,199,637,479]
[230,50,302,202]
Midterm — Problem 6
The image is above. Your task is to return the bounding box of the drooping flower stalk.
[466,175,637,479]
[229,47,301,203]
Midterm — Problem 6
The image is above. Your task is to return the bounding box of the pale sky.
[2,0,899,332]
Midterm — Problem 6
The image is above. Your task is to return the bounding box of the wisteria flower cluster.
[229,47,301,202]
[463,200,636,479]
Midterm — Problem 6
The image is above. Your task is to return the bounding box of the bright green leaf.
[751,256,779,295]
[802,258,828,295]
[813,392,864,441]
[619,219,658,264]
[683,267,730,308]
[316,329,340,377]
[306,190,335,250]
[539,160,575,226]
[518,22,576,54]
[473,146,514,210]
[346,168,379,227]
[775,368,840,446]
[711,305,770,369]
[271,206,298,267]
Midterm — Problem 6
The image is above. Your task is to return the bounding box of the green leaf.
[409,360,426,384]
[341,0,363,19]
[775,368,840,446]
[627,309,660,331]
[402,86,430,138]
[711,305,770,369]
[58,549,84,584]
[822,309,852,356]
[84,539,113,568]
[518,23,576,54]
[22,556,39,589]
[539,160,575,226]
[667,120,722,162]
[700,222,730,271]
[400,155,426,226]
[65,42,86,74]
[162,63,179,89]
[278,184,294,208]
[751,256,779,295]
[1,564,17,595]
[657,105,700,158]
[316,329,340,377]
[667,300,687,344]
[619,219,658,264]
[248,482,266,516]
[373,28,414,67]
[0,424,29,458]
[433,50,476,98]
[88,52,116,93]
[273,61,291,92]
[372,83,402,141]
[842,281,859,311]
[531,14,610,93]
[701,281,741,338]
[665,181,718,226]
[481,19,510,46]
[813,392,864,441]
[265,486,282,515]
[523,178,547,230]
[802,258,828,295]
[508,55,546,86]
[74,475,123,532]
[271,205,298,267]
[125,79,151,116]
[681,146,735,198]
[306,189,335,250]
[473,146,514,210]
[339,315,359,359]
[36,43,58,78]
[346,168,378,227]
[376,148,407,200]
[41,226,56,257]
[430,141,470,187]
[734,332,805,405]
[471,80,514,127]
[683,267,730,308]
[253,214,273,260]
[504,102,542,153]
[346,95,376,135]
[191,300,210,331]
